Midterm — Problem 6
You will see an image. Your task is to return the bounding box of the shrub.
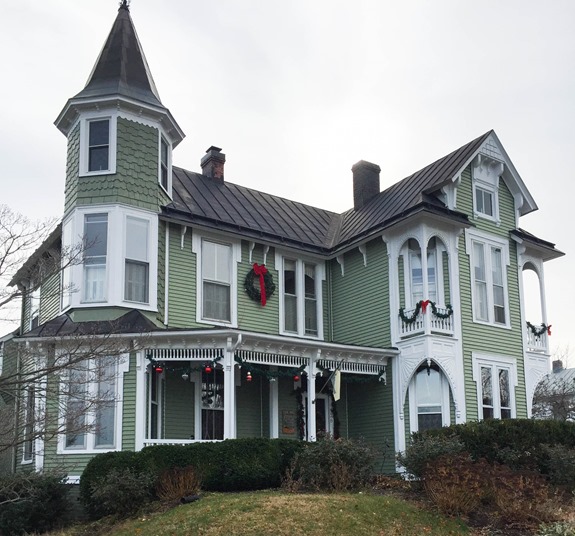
[423,419,575,471]
[0,473,69,535]
[80,451,152,519]
[538,444,575,490]
[156,466,202,501]
[423,453,489,516]
[537,521,575,536]
[491,464,560,528]
[397,434,464,478]
[283,436,377,492]
[88,467,156,518]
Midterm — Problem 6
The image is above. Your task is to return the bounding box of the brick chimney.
[201,146,225,182]
[552,360,564,373]
[352,160,380,209]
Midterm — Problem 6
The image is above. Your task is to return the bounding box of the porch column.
[306,359,317,442]
[269,366,279,438]
[420,232,430,334]
[134,351,147,450]
[223,344,236,439]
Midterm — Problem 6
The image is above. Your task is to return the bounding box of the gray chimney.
[352,160,381,209]
[553,360,564,373]
[201,146,225,182]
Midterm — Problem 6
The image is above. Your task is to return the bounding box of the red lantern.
[154,365,164,374]
[205,365,213,374]
[293,375,300,382]
[246,371,253,382]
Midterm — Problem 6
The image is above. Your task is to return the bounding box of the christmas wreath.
[244,263,276,306]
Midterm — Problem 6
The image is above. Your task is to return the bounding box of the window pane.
[202,241,231,283]
[84,214,108,258]
[473,242,488,321]
[284,294,297,332]
[284,260,296,295]
[473,242,486,282]
[427,249,437,303]
[416,369,442,406]
[418,413,443,432]
[304,264,316,298]
[203,281,230,321]
[126,217,149,261]
[305,297,317,335]
[161,138,168,165]
[481,366,493,407]
[89,120,109,146]
[89,146,109,172]
[491,248,503,286]
[84,264,106,301]
[95,361,116,448]
[499,368,510,409]
[125,260,149,302]
[65,366,87,448]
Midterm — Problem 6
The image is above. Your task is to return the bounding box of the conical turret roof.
[73,2,163,108]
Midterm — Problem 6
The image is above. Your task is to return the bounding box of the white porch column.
[538,264,548,325]
[306,359,317,442]
[420,231,430,334]
[223,343,236,439]
[134,351,147,451]
[269,366,279,438]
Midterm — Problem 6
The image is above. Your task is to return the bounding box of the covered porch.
[136,332,397,449]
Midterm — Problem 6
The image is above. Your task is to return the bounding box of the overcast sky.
[1,0,573,358]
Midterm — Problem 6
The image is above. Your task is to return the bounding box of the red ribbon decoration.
[253,263,268,306]
[421,300,431,314]
[547,325,552,336]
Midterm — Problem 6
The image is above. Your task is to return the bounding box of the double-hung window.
[22,385,36,463]
[88,119,110,172]
[280,256,323,337]
[124,217,149,303]
[201,239,232,323]
[83,214,108,302]
[62,357,123,453]
[467,230,509,326]
[475,187,494,218]
[473,354,515,420]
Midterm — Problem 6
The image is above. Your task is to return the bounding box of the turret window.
[160,137,169,192]
[83,213,108,302]
[124,217,149,303]
[88,119,110,172]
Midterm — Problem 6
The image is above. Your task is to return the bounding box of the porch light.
[181,372,189,381]
[246,371,253,382]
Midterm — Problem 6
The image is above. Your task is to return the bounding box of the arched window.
[409,363,450,433]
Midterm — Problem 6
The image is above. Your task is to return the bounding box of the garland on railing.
[145,354,223,374]
[399,300,454,324]
[527,321,552,338]
[234,354,306,380]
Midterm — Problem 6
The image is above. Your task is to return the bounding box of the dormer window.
[79,116,117,176]
[472,154,503,223]
[475,187,494,218]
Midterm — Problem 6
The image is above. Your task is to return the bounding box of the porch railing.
[399,303,454,338]
[525,322,550,354]
[143,439,222,448]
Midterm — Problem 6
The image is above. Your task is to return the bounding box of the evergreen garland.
[399,300,454,323]
[244,267,276,303]
[527,321,550,339]
[430,302,453,319]
[399,301,422,324]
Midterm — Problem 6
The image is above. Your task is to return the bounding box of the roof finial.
[119,0,130,11]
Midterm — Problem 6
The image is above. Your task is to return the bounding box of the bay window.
[124,217,149,303]
[83,214,108,302]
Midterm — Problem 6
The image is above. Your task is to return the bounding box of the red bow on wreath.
[253,263,268,306]
[547,325,552,336]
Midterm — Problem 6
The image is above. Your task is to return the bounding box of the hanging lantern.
[293,374,300,382]
[246,371,253,382]
[181,372,189,381]
[205,364,213,374]
[154,365,164,374]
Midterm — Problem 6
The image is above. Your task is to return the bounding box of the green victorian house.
[2,3,563,480]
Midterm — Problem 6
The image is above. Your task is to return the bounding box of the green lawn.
[54,491,470,536]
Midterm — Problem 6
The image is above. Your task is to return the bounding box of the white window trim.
[158,134,172,197]
[79,114,118,177]
[465,228,510,328]
[408,366,451,434]
[275,251,325,339]
[472,156,503,224]
[61,205,158,313]
[191,231,240,328]
[21,384,36,465]
[472,352,517,420]
[29,284,40,330]
[303,392,333,440]
[57,354,129,455]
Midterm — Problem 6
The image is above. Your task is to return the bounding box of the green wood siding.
[164,371,194,439]
[330,238,391,348]
[156,220,166,325]
[237,243,279,334]
[457,166,527,419]
[398,256,405,307]
[236,377,269,438]
[65,118,165,214]
[346,373,395,473]
[166,223,198,328]
[39,272,60,325]
[442,251,451,305]
[121,353,137,450]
